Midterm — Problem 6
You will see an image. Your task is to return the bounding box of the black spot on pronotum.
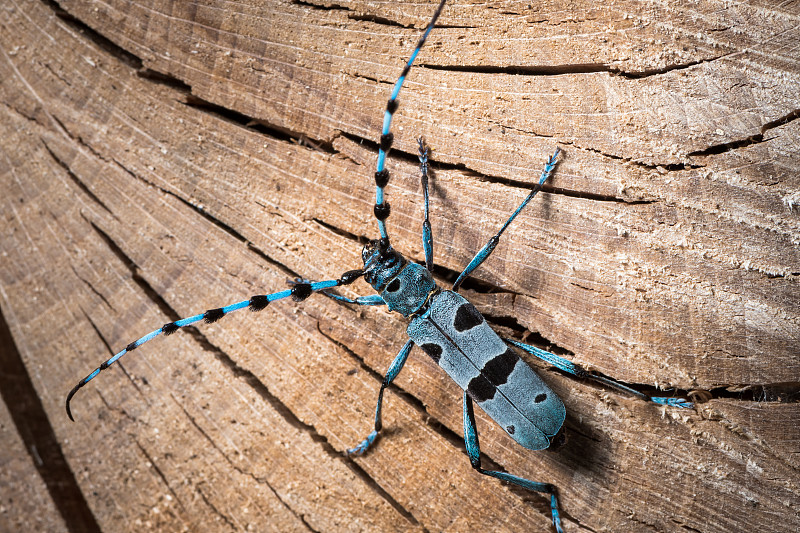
[420,343,442,363]
[507,425,515,435]
[534,393,548,403]
[453,303,484,332]
[386,278,401,292]
[249,295,270,311]
[291,283,313,301]
[203,308,225,323]
[162,322,179,335]
[482,348,518,386]
[467,374,496,403]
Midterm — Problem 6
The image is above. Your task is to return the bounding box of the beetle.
[66,2,692,530]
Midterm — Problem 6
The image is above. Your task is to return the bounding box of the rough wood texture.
[1,0,798,531]
[0,395,68,533]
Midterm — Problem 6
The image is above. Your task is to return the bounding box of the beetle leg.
[288,278,385,306]
[452,148,560,291]
[347,339,414,456]
[463,392,564,533]
[505,338,693,408]
[417,138,434,271]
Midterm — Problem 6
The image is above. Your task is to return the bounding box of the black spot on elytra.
[534,393,548,403]
[453,303,484,332]
[507,425,515,435]
[467,374,495,402]
[387,278,401,292]
[420,343,442,363]
[481,347,518,386]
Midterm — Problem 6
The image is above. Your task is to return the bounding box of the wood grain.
[0,0,797,531]
[0,394,69,533]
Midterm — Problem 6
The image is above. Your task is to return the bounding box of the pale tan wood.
[0,0,797,532]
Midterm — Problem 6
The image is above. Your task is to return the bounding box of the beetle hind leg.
[347,339,414,456]
[505,338,694,409]
[462,392,564,533]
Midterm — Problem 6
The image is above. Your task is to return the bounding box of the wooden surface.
[1,0,798,531]
[0,389,69,533]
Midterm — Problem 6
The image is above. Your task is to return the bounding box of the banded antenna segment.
[373,0,447,241]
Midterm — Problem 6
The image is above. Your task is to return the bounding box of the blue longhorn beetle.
[66,1,693,530]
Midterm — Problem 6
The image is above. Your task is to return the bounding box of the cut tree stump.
[0,0,798,532]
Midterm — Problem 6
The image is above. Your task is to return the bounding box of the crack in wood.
[420,52,733,79]
[293,0,440,30]
[41,0,142,70]
[42,140,115,217]
[182,95,337,153]
[561,139,705,171]
[132,438,189,514]
[196,482,240,532]
[136,68,192,93]
[340,130,666,205]
[292,0,403,28]
[705,383,800,404]
[0,306,102,533]
[95,372,146,425]
[69,266,115,312]
[688,108,800,157]
[174,401,319,533]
